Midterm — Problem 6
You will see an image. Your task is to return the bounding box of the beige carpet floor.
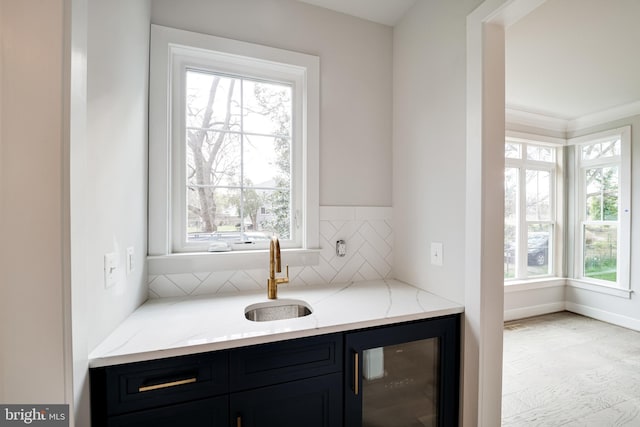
[502,311,640,426]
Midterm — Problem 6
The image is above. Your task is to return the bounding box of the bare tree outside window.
[185,70,292,243]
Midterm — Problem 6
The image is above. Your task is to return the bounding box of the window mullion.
[239,78,245,238]
[185,127,292,141]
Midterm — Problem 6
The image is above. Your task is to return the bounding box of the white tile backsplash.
[148,206,393,298]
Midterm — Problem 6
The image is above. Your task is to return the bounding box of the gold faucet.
[267,236,289,299]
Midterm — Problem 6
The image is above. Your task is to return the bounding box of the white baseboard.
[565,302,640,332]
[504,302,566,322]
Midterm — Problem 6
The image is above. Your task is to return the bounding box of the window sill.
[504,277,566,293]
[504,277,634,300]
[566,279,633,299]
[148,248,320,275]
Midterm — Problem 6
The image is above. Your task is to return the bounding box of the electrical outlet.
[104,252,118,288]
[430,242,443,266]
[336,240,347,257]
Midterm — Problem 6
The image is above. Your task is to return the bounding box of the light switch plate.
[104,252,117,288]
[430,242,443,266]
[126,247,134,275]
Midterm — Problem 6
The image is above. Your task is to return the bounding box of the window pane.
[184,71,295,247]
[504,224,516,279]
[584,224,617,283]
[243,135,290,187]
[187,187,241,241]
[505,143,521,159]
[185,70,241,131]
[187,130,240,187]
[527,225,551,276]
[526,169,551,221]
[582,143,601,161]
[584,166,619,221]
[527,145,553,162]
[581,139,620,161]
[243,80,292,136]
[504,168,518,279]
[189,186,292,244]
[602,139,621,156]
[504,168,518,223]
[242,189,291,240]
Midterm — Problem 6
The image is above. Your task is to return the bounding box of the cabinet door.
[344,316,460,427]
[107,396,228,427]
[230,373,342,427]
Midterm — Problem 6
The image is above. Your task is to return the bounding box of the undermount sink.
[244,299,312,322]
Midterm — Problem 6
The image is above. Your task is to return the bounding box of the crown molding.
[567,100,640,133]
[507,100,640,135]
[505,107,568,133]
[505,130,566,145]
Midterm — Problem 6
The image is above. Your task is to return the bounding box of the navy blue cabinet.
[107,397,228,427]
[90,351,229,427]
[90,316,460,427]
[229,333,342,391]
[229,334,343,427]
[344,315,460,427]
[230,373,342,427]
[90,334,343,427]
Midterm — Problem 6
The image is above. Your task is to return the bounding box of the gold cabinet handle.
[354,352,359,395]
[237,416,242,427]
[138,377,197,392]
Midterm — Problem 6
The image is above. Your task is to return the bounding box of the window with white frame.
[183,71,294,248]
[570,126,631,288]
[504,139,560,280]
[149,25,319,256]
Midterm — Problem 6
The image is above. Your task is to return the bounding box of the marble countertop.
[89,279,464,367]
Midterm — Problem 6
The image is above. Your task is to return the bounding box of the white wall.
[504,281,565,321]
[70,0,89,423]
[84,0,151,352]
[151,0,393,207]
[393,0,482,305]
[69,0,150,424]
[393,1,490,425]
[0,0,68,403]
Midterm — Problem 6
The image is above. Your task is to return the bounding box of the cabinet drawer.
[107,396,229,427]
[229,333,342,391]
[91,351,228,419]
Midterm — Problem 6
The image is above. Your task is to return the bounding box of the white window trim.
[504,132,564,282]
[504,277,566,293]
[569,126,631,290]
[566,278,633,299]
[149,25,319,269]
